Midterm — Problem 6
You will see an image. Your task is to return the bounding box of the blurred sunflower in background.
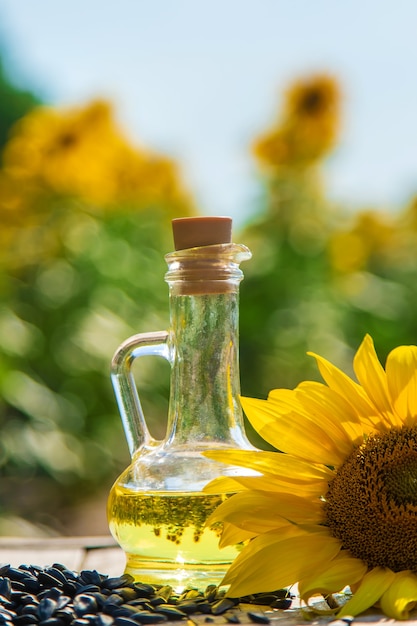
[0,99,193,269]
[205,335,417,620]
[253,74,340,171]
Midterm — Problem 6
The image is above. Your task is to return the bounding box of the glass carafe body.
[107,243,254,591]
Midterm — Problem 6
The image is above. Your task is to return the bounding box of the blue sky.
[1,0,417,225]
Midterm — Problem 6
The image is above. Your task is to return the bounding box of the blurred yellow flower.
[253,74,341,171]
[2,99,192,211]
[329,211,395,273]
[0,99,194,269]
[205,335,417,619]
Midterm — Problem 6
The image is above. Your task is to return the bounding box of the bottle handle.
[111,330,170,458]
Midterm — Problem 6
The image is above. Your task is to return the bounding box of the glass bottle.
[107,217,255,591]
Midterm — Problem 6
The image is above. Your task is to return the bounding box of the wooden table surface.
[0,535,125,576]
[0,536,412,626]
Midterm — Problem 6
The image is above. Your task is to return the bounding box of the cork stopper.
[172,216,232,250]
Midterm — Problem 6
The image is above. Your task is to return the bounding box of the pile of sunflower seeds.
[0,564,293,626]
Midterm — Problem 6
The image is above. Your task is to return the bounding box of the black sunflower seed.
[75,586,102,596]
[38,597,57,620]
[116,589,137,603]
[19,594,39,606]
[74,594,98,617]
[51,566,77,582]
[0,580,12,599]
[38,573,62,589]
[102,577,134,591]
[270,598,292,609]
[194,601,212,614]
[130,613,167,624]
[203,586,217,602]
[93,615,114,626]
[61,582,77,597]
[44,570,68,586]
[131,586,154,599]
[21,604,39,616]
[10,580,26,592]
[55,596,71,611]
[79,572,104,587]
[148,597,165,608]
[124,600,150,608]
[72,619,91,626]
[154,588,172,603]
[211,598,237,615]
[0,597,13,609]
[114,618,142,626]
[111,606,143,619]
[6,568,31,582]
[153,604,187,620]
[175,602,199,615]
[38,588,62,602]
[13,615,38,626]
[246,612,270,624]
[0,608,16,620]
[39,618,65,626]
[55,608,75,623]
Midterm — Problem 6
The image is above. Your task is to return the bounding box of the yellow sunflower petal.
[203,449,332,497]
[338,567,396,618]
[386,345,417,428]
[298,553,367,603]
[223,525,341,598]
[203,449,333,482]
[270,384,355,457]
[240,396,348,466]
[226,474,327,497]
[295,381,364,444]
[379,571,417,620]
[222,524,298,587]
[208,490,323,531]
[295,381,365,446]
[353,334,401,428]
[309,348,380,429]
[203,475,248,494]
[218,522,257,548]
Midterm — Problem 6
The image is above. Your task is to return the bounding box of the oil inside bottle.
[108,486,241,591]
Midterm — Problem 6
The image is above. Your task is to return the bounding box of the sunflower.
[253,74,341,170]
[204,335,417,620]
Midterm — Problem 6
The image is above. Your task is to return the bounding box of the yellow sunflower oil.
[108,486,240,590]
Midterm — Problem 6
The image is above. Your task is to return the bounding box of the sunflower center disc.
[324,426,417,572]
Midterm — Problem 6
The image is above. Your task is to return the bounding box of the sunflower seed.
[13,616,38,626]
[21,604,39,616]
[247,612,270,624]
[211,598,237,615]
[74,595,98,617]
[102,577,134,591]
[270,598,292,609]
[39,618,66,626]
[130,613,167,624]
[152,604,187,619]
[0,561,291,626]
[38,597,57,620]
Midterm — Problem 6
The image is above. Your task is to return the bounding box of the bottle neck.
[166,286,249,449]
